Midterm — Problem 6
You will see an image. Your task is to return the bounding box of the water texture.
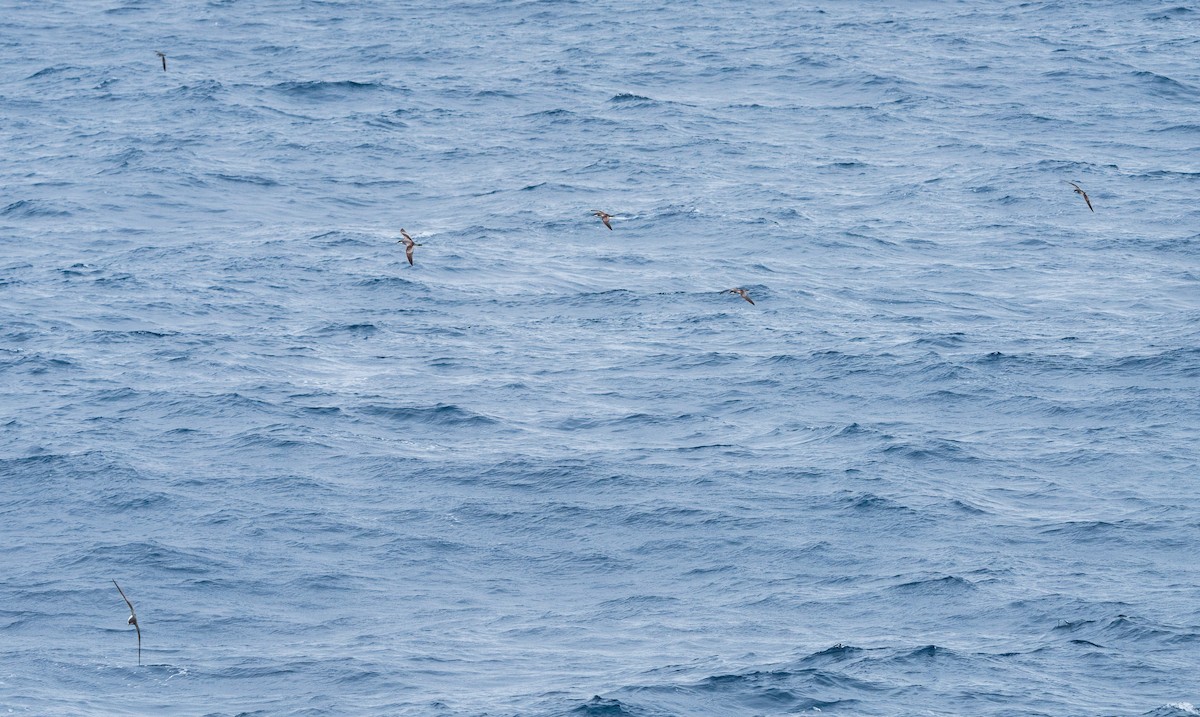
[1,1,1198,715]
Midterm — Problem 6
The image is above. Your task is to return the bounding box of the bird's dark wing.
[1067,182,1094,211]
[114,579,142,664]
[112,580,136,621]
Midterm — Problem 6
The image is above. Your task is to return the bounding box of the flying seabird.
[1067,181,1093,212]
[591,210,613,230]
[397,228,422,266]
[722,288,755,305]
[155,51,166,71]
[112,579,141,665]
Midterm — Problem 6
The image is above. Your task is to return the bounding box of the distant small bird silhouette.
[397,228,422,266]
[112,579,141,665]
[722,288,755,305]
[591,210,613,230]
[1067,181,1093,212]
[155,51,166,71]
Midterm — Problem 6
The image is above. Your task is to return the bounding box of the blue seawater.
[2,1,1198,715]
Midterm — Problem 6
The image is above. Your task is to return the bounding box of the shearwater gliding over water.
[155,51,166,71]
[591,210,614,230]
[112,579,141,665]
[1067,181,1093,212]
[398,229,422,266]
[722,288,755,305]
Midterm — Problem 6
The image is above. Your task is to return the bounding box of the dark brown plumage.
[591,210,613,230]
[722,288,755,305]
[156,51,166,71]
[397,228,422,266]
[1067,181,1093,212]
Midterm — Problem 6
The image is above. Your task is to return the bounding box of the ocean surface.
[2,1,1199,715]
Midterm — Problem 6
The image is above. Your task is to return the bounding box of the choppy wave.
[1,0,1197,715]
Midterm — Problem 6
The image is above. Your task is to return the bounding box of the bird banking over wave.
[591,210,614,230]
[397,228,422,266]
[112,579,141,665]
[155,51,166,71]
[1067,181,1093,212]
[722,288,755,305]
